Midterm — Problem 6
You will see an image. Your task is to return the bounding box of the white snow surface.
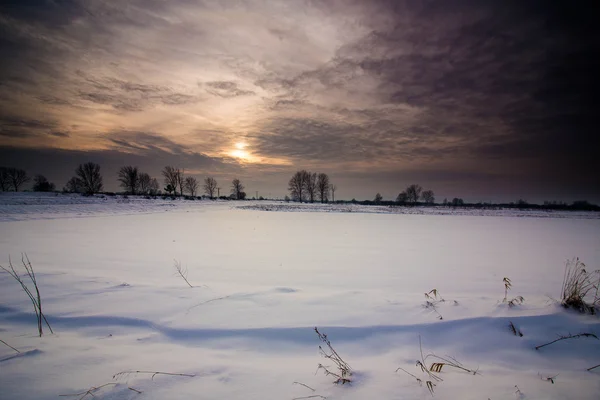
[1,192,599,399]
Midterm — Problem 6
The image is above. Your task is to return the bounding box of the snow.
[1,192,599,399]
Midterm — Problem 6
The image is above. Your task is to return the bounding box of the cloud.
[0,115,60,138]
[204,81,256,98]
[0,0,598,201]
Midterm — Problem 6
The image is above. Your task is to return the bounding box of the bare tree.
[374,193,383,204]
[0,167,9,191]
[138,173,152,194]
[176,168,185,197]
[33,175,55,192]
[405,184,422,203]
[148,178,160,195]
[288,170,306,202]
[203,177,217,198]
[64,176,82,193]
[6,167,30,191]
[329,183,337,202]
[231,178,245,200]
[118,166,139,195]
[184,176,199,196]
[396,191,408,203]
[304,171,317,203]
[162,166,181,196]
[76,162,103,194]
[316,173,330,203]
[421,190,435,204]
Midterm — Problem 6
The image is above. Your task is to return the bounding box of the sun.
[229,142,252,161]
[230,149,250,159]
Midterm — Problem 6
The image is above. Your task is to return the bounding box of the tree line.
[287,170,336,203]
[0,163,247,199]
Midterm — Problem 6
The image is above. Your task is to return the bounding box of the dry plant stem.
[560,258,600,313]
[515,385,522,395]
[538,373,558,383]
[535,333,598,350]
[173,260,193,288]
[396,367,421,382]
[418,336,443,382]
[503,277,512,302]
[425,354,479,375]
[59,383,117,399]
[293,382,316,392]
[587,364,600,371]
[508,321,523,337]
[508,296,525,307]
[128,387,143,394]
[0,254,53,336]
[113,370,196,380]
[0,338,20,353]
[314,327,352,384]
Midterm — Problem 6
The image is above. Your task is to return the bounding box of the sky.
[0,0,598,203]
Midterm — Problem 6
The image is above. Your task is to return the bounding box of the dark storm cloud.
[250,1,599,180]
[0,115,59,138]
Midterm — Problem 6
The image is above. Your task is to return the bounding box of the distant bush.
[33,175,55,192]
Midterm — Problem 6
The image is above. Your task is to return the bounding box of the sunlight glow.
[230,149,250,160]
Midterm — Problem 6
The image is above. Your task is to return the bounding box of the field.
[1,193,599,400]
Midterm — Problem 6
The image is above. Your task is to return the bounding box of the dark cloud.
[107,131,201,156]
[204,81,256,98]
[0,115,59,138]
[48,131,69,137]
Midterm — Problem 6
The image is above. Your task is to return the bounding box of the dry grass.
[560,258,600,314]
[503,277,512,302]
[0,254,53,336]
[314,327,352,384]
[508,321,523,337]
[539,373,558,384]
[423,289,445,320]
[508,296,525,308]
[396,336,479,396]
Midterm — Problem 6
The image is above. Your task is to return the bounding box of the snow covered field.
[1,193,599,399]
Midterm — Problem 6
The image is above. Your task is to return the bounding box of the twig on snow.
[293,382,316,391]
[0,338,20,353]
[535,333,598,350]
[59,383,117,400]
[113,370,196,380]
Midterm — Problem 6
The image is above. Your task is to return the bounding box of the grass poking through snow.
[560,257,600,314]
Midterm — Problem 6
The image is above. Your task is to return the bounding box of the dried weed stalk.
[0,254,53,336]
[314,327,352,384]
[535,332,598,350]
[508,321,523,337]
[173,259,193,288]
